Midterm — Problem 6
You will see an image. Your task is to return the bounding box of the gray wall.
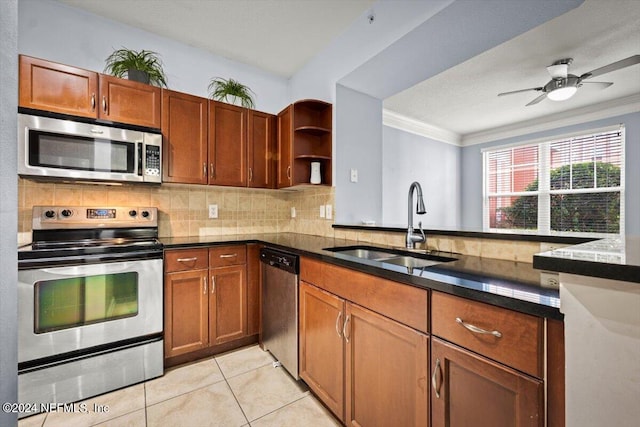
[461,112,640,234]
[382,126,461,227]
[19,0,288,113]
[0,0,18,425]
[335,85,383,224]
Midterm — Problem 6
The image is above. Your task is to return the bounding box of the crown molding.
[382,109,462,146]
[461,94,640,146]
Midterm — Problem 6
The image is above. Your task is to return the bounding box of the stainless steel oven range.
[17,206,164,417]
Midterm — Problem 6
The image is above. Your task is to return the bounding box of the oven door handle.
[39,262,140,276]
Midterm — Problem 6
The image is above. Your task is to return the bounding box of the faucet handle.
[418,221,426,242]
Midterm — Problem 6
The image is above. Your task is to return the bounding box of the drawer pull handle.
[455,317,502,338]
[176,257,198,262]
[432,358,442,398]
[219,254,238,258]
[335,312,343,338]
[343,314,351,343]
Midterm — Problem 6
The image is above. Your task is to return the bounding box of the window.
[483,126,624,236]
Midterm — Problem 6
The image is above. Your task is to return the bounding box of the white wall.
[335,85,382,224]
[18,0,289,114]
[460,112,640,234]
[0,0,18,425]
[382,126,460,227]
[560,274,640,427]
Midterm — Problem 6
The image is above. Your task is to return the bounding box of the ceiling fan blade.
[580,55,640,80]
[526,93,547,106]
[498,87,543,97]
[580,81,614,89]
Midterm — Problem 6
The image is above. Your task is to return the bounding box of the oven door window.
[34,272,138,333]
[28,131,135,173]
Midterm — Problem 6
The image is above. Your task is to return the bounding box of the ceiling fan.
[498,55,640,106]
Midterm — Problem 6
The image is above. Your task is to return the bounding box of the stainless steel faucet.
[406,181,426,249]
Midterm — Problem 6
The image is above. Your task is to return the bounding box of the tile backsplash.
[18,179,557,263]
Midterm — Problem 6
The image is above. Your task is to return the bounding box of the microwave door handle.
[138,142,143,176]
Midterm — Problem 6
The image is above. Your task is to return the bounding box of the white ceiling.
[57,0,639,142]
[57,0,375,77]
[383,0,640,142]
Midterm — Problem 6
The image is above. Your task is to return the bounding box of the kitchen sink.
[324,245,457,268]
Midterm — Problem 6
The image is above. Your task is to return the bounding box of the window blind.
[483,126,624,236]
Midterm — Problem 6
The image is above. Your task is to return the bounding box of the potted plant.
[104,48,168,87]
[208,77,255,108]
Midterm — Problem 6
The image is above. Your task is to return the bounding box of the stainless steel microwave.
[18,114,162,184]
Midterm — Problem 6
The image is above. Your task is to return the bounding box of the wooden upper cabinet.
[248,110,276,188]
[431,338,543,427]
[19,55,98,118]
[19,55,161,128]
[98,74,161,128]
[209,101,247,187]
[162,89,208,184]
[277,100,332,188]
[277,105,293,188]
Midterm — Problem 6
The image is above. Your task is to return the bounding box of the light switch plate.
[350,168,358,183]
[291,207,296,218]
[319,205,325,218]
[325,204,332,219]
[208,204,218,219]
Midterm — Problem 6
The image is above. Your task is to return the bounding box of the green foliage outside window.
[498,162,620,233]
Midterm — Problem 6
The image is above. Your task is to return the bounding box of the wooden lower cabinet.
[431,337,543,427]
[299,281,429,426]
[164,246,252,362]
[164,269,209,357]
[209,264,247,345]
[299,281,345,420]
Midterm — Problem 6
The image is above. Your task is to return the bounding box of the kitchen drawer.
[165,248,209,272]
[209,245,247,267]
[432,292,543,378]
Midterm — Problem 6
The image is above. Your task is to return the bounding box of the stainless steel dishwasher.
[260,247,300,379]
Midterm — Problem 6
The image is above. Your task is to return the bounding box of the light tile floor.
[18,345,341,427]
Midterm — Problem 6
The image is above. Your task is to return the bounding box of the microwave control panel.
[145,145,161,177]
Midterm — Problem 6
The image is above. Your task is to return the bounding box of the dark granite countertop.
[533,236,640,283]
[161,233,562,320]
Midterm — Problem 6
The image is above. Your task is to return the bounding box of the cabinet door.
[431,338,543,427]
[19,55,98,118]
[299,282,345,421]
[164,270,209,358]
[345,302,429,427]
[248,110,275,188]
[98,74,161,128]
[210,264,247,345]
[162,90,208,184]
[276,105,293,188]
[208,101,247,187]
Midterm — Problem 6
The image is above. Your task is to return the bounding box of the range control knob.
[129,210,138,217]
[44,210,56,219]
[141,210,150,218]
[61,209,73,218]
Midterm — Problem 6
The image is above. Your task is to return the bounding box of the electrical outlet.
[319,205,325,218]
[208,204,218,219]
[290,207,296,218]
[350,168,358,183]
[325,204,333,220]
[540,271,560,288]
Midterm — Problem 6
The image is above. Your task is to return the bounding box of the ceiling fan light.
[547,86,577,101]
